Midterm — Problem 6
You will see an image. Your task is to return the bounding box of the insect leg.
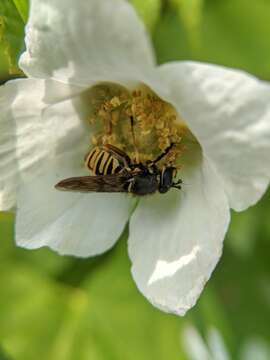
[151,142,176,164]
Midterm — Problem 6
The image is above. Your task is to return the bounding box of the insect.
[55,117,183,196]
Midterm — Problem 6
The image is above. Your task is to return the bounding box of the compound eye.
[159,167,174,193]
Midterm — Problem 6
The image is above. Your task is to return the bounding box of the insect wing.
[100,144,131,167]
[55,175,129,193]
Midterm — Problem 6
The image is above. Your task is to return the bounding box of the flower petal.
[16,153,135,257]
[155,62,270,211]
[128,152,230,315]
[20,0,155,85]
[0,78,86,210]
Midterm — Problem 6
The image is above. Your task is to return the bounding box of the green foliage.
[0,0,28,76]
[0,346,13,360]
[170,0,204,51]
[154,0,270,80]
[130,0,162,33]
[10,0,28,23]
[0,215,188,360]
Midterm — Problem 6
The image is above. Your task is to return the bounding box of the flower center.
[85,82,188,168]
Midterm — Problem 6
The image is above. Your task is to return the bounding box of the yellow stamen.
[85,82,188,169]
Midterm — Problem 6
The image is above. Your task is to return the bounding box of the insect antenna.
[173,179,191,189]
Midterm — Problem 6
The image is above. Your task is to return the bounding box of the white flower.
[1,0,270,316]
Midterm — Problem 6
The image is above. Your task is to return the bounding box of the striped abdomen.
[85,146,127,175]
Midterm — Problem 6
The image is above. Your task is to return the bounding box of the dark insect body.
[55,143,183,196]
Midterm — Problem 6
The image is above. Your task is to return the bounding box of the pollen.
[86,82,188,168]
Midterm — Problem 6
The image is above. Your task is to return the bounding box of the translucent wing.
[55,175,129,193]
[101,144,131,166]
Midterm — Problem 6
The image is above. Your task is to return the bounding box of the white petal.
[16,153,135,257]
[0,78,86,210]
[20,0,155,85]
[155,62,270,211]
[128,152,230,315]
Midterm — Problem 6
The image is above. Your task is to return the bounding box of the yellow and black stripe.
[85,146,123,175]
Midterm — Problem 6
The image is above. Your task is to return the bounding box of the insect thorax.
[128,173,159,195]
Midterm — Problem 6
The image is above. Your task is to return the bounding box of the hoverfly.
[55,117,183,196]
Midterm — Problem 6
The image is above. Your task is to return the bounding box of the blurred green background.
[0,0,270,359]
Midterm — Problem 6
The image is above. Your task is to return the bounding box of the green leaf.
[130,0,162,33]
[0,346,13,360]
[197,0,270,79]
[170,0,204,52]
[153,6,193,65]
[0,0,28,76]
[11,0,28,23]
